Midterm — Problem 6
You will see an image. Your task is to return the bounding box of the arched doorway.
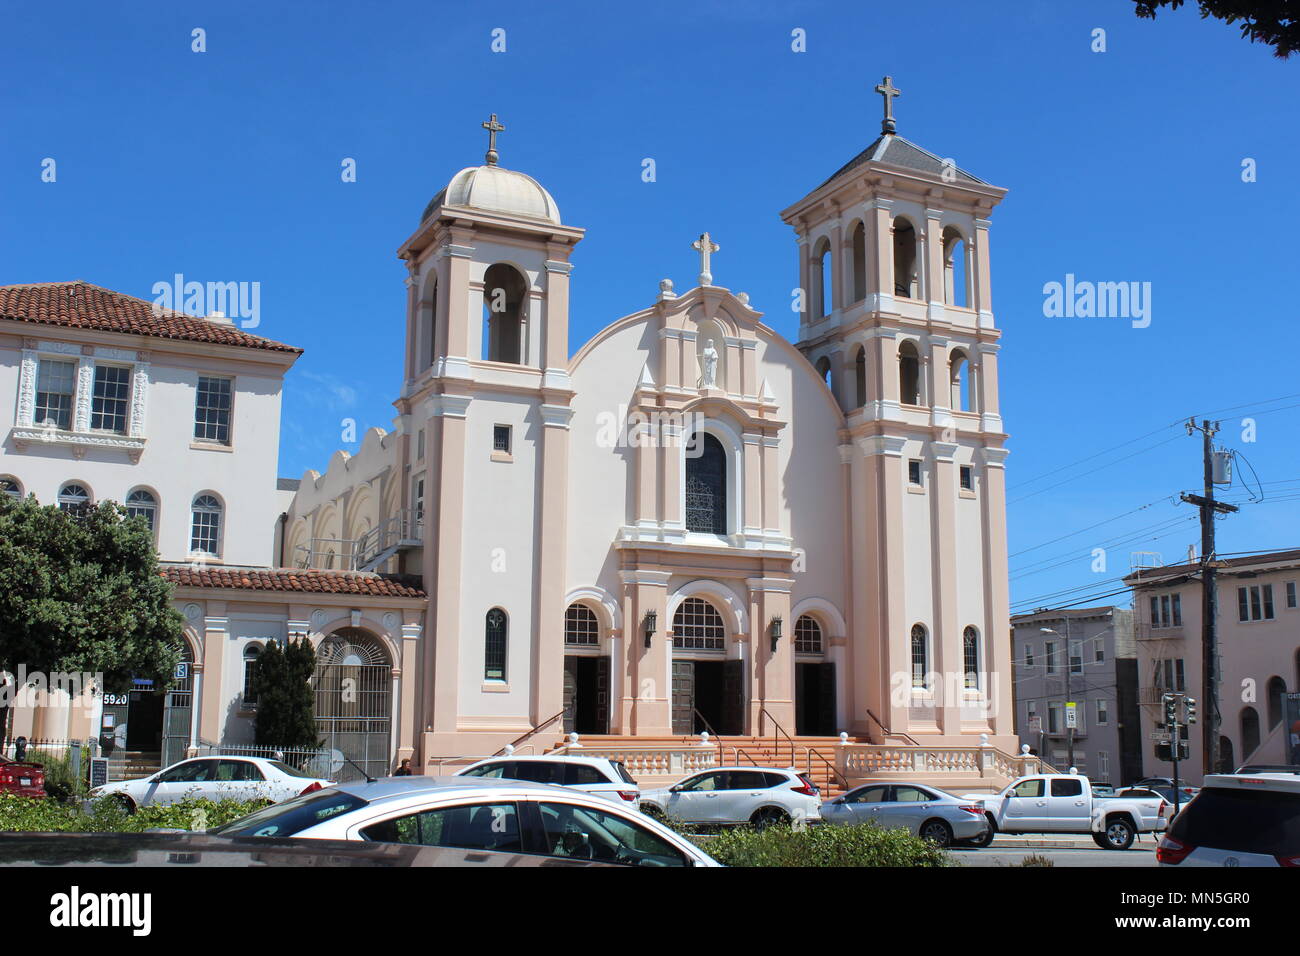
[670,596,744,736]
[314,629,392,781]
[161,641,195,766]
[562,603,609,735]
[1241,706,1261,761]
[793,614,836,736]
[1217,735,1235,774]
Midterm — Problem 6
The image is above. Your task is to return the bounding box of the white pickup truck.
[963,773,1168,849]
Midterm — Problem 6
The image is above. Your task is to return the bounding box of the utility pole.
[1179,419,1238,778]
[1065,616,1075,770]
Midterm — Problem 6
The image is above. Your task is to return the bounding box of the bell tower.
[395,116,585,759]
[780,80,1016,748]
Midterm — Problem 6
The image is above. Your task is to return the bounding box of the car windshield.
[210,788,369,837]
[1169,786,1300,856]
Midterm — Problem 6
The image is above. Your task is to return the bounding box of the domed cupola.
[420,114,561,225]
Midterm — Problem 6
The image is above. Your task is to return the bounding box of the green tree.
[251,637,320,749]
[0,494,184,736]
[1133,1,1300,58]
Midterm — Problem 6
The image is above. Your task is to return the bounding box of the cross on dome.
[481,113,505,166]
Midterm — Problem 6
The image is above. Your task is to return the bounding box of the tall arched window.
[424,277,439,369]
[126,488,157,534]
[485,607,508,680]
[812,239,832,318]
[815,356,832,392]
[685,433,727,535]
[1241,706,1261,758]
[242,644,262,706]
[190,494,223,556]
[911,624,929,688]
[794,615,823,655]
[942,225,969,307]
[892,217,918,298]
[898,341,921,406]
[672,597,725,650]
[482,263,526,364]
[1,476,22,500]
[850,221,867,302]
[949,349,971,411]
[963,626,981,689]
[854,346,867,408]
[564,603,599,647]
[58,483,91,513]
[1267,676,1287,729]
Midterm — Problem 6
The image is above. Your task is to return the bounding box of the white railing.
[837,741,1053,783]
[551,743,719,779]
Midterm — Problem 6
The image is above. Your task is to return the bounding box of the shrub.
[24,747,89,802]
[1012,853,1055,867]
[0,794,269,834]
[690,821,952,867]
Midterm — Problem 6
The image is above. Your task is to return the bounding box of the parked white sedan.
[211,776,718,867]
[89,756,332,811]
[639,767,822,828]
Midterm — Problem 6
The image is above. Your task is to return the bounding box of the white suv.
[456,755,640,807]
[639,767,822,828]
[1157,771,1300,866]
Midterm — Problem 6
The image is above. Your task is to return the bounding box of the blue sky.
[2,0,1297,609]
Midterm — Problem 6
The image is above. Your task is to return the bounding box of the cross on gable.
[874,76,901,134]
[693,232,719,287]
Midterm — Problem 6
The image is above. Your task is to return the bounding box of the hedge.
[687,820,953,867]
[0,794,270,834]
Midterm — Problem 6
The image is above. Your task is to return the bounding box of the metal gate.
[314,629,392,781]
[161,644,194,767]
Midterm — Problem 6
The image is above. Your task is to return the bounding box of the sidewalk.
[990,834,1160,849]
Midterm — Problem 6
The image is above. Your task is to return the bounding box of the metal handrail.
[679,709,758,767]
[759,707,849,791]
[759,706,797,766]
[865,708,919,746]
[494,709,566,758]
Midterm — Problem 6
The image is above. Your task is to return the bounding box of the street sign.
[1149,732,1171,742]
[1065,702,1078,729]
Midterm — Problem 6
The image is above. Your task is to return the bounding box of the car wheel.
[1101,818,1135,850]
[113,794,136,815]
[640,803,666,821]
[966,823,996,848]
[919,818,954,848]
[751,807,790,831]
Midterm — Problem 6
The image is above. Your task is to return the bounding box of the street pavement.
[951,833,1159,867]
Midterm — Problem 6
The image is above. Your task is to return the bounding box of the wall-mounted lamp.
[644,609,658,649]
[769,616,783,654]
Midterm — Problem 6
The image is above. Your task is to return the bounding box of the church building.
[286,85,1016,767]
[3,84,1019,784]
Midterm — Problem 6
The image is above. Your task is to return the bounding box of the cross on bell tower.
[874,76,901,134]
[481,113,504,166]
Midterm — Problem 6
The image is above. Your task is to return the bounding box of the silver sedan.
[820,782,990,847]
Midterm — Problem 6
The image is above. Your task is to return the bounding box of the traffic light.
[1163,693,1177,726]
[1184,696,1197,725]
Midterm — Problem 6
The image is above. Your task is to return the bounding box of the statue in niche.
[698,339,719,389]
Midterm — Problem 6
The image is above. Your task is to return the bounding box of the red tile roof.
[161,566,425,599]
[0,281,301,354]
